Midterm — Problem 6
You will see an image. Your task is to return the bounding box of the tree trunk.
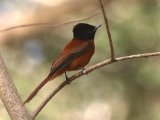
[0,54,32,120]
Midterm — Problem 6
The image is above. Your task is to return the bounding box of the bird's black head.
[73,23,101,40]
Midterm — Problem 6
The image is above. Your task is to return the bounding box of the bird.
[24,23,101,104]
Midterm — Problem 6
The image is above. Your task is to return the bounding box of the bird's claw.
[81,67,86,74]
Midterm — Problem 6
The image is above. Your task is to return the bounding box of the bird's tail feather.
[24,74,55,104]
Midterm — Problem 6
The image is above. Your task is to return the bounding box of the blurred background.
[0,0,160,120]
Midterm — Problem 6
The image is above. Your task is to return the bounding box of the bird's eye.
[87,30,92,33]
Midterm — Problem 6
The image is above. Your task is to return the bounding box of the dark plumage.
[73,23,100,40]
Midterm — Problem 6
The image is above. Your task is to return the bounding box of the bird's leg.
[65,72,70,84]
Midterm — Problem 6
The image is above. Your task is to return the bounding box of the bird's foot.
[65,72,70,84]
[80,67,86,74]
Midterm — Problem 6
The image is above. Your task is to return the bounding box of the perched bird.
[24,23,101,104]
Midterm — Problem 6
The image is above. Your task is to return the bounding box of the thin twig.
[32,51,160,119]
[0,10,101,32]
[99,0,115,60]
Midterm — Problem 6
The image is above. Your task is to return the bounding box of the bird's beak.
[94,25,102,32]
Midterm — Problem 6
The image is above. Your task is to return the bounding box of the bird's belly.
[67,49,94,71]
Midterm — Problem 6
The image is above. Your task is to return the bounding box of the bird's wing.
[23,43,90,104]
[50,43,90,75]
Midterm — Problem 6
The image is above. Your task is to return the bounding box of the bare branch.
[99,0,115,60]
[0,10,101,33]
[0,53,32,120]
[32,51,160,119]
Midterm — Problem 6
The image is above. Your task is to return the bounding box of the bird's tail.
[24,74,55,104]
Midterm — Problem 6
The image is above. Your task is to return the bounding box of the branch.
[0,10,101,33]
[0,53,32,120]
[32,51,160,119]
[99,0,115,60]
